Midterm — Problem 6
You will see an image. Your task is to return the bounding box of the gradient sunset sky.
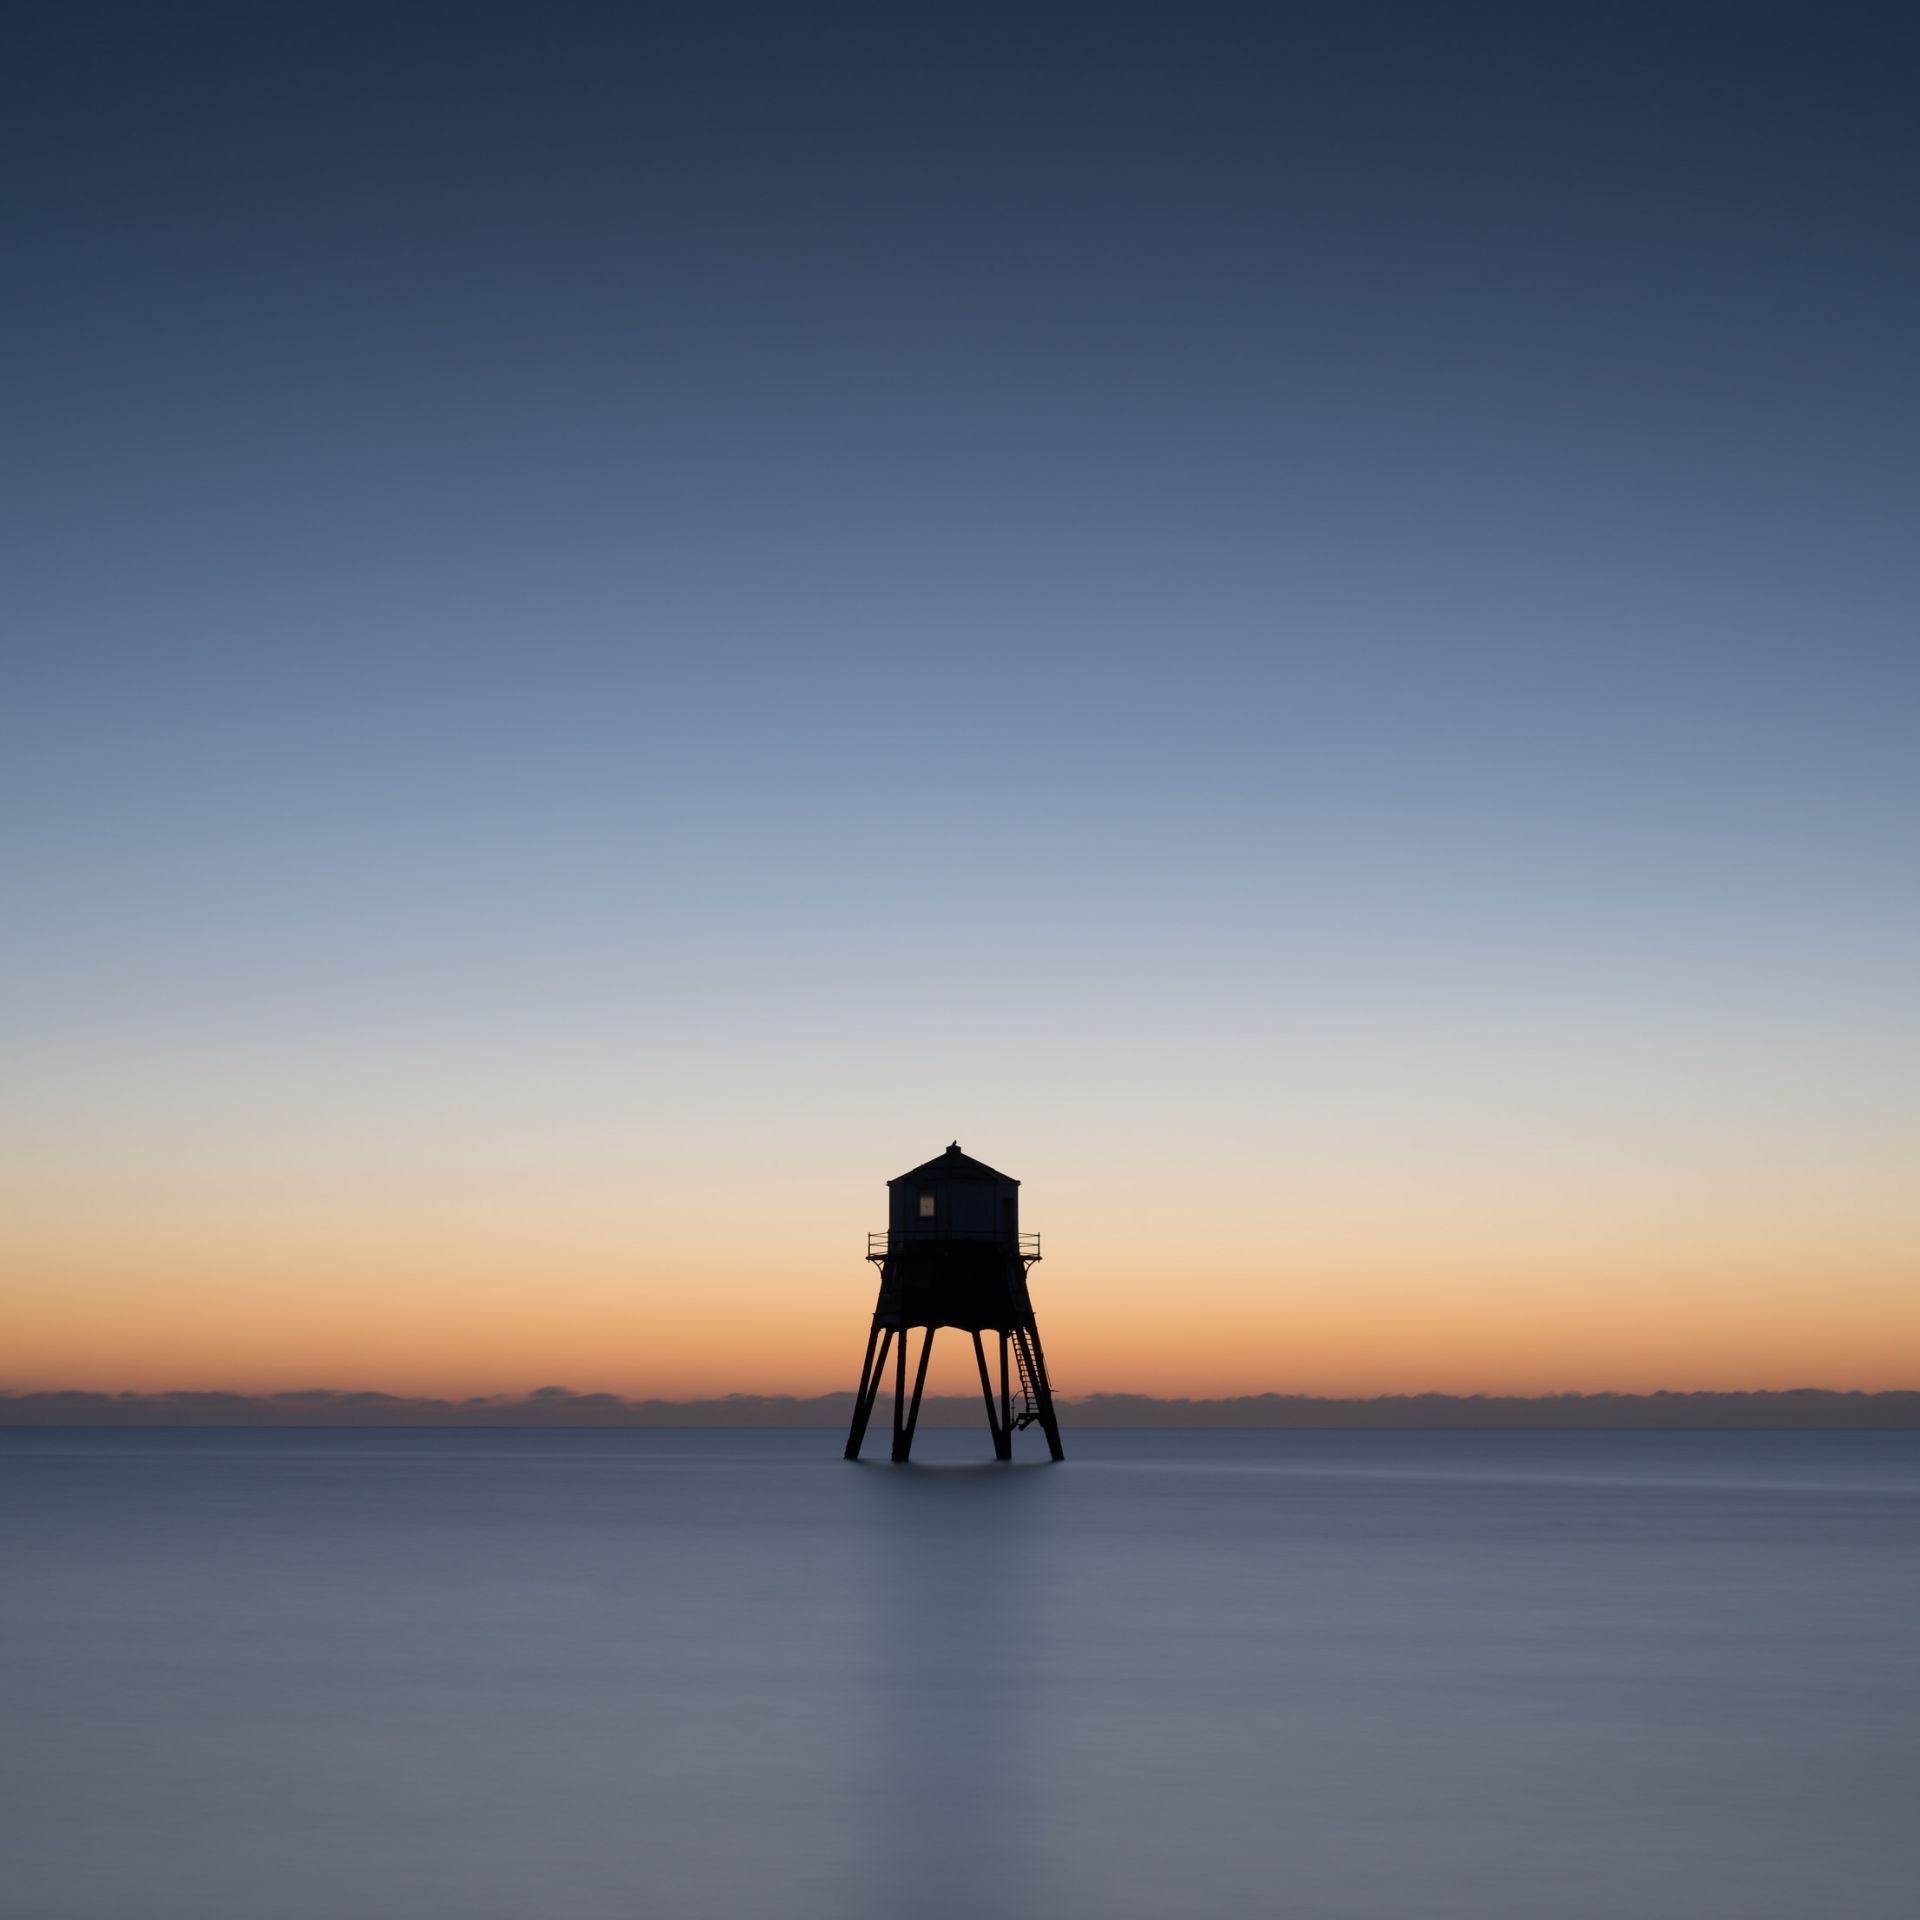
[5,2,1917,1404]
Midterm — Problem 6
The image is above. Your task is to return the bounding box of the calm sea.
[2,1428,1916,1919]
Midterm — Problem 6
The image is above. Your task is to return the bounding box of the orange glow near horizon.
[8,1149,1917,1400]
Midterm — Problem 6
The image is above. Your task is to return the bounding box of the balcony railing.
[868,1230,1041,1262]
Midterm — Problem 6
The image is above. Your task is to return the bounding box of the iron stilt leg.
[972,1328,1009,1459]
[894,1326,934,1462]
[843,1324,883,1460]
[889,1318,909,1459]
[846,1326,893,1461]
[1019,1321,1065,1461]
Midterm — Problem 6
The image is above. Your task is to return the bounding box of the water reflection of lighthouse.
[843,1143,1064,1462]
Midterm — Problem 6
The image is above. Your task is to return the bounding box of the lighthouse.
[843,1143,1064,1463]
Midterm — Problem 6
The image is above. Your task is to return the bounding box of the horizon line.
[5,1386,1918,1430]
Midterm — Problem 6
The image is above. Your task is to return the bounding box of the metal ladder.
[1012,1333,1044,1429]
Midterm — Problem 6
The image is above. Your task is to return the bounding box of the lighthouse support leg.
[888,1322,908,1459]
[1019,1322,1066,1462]
[893,1327,934,1462]
[846,1324,880,1450]
[972,1329,1010,1460]
[844,1325,891,1461]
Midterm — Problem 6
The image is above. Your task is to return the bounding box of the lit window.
[919,1192,936,1218]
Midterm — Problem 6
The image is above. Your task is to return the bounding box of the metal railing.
[867,1230,1041,1261]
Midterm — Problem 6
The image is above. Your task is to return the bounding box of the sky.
[4,2,1917,1404]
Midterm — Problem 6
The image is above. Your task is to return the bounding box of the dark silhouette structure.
[844,1143,1064,1463]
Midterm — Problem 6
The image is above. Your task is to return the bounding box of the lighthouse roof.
[888,1142,1019,1188]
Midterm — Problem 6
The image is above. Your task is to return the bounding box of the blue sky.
[4,3,1916,1393]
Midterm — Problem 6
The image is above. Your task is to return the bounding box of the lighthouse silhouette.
[844,1143,1064,1463]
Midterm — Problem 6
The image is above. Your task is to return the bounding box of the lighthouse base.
[842,1318,1063,1464]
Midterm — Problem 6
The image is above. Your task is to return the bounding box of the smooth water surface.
[3,1428,1917,1918]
